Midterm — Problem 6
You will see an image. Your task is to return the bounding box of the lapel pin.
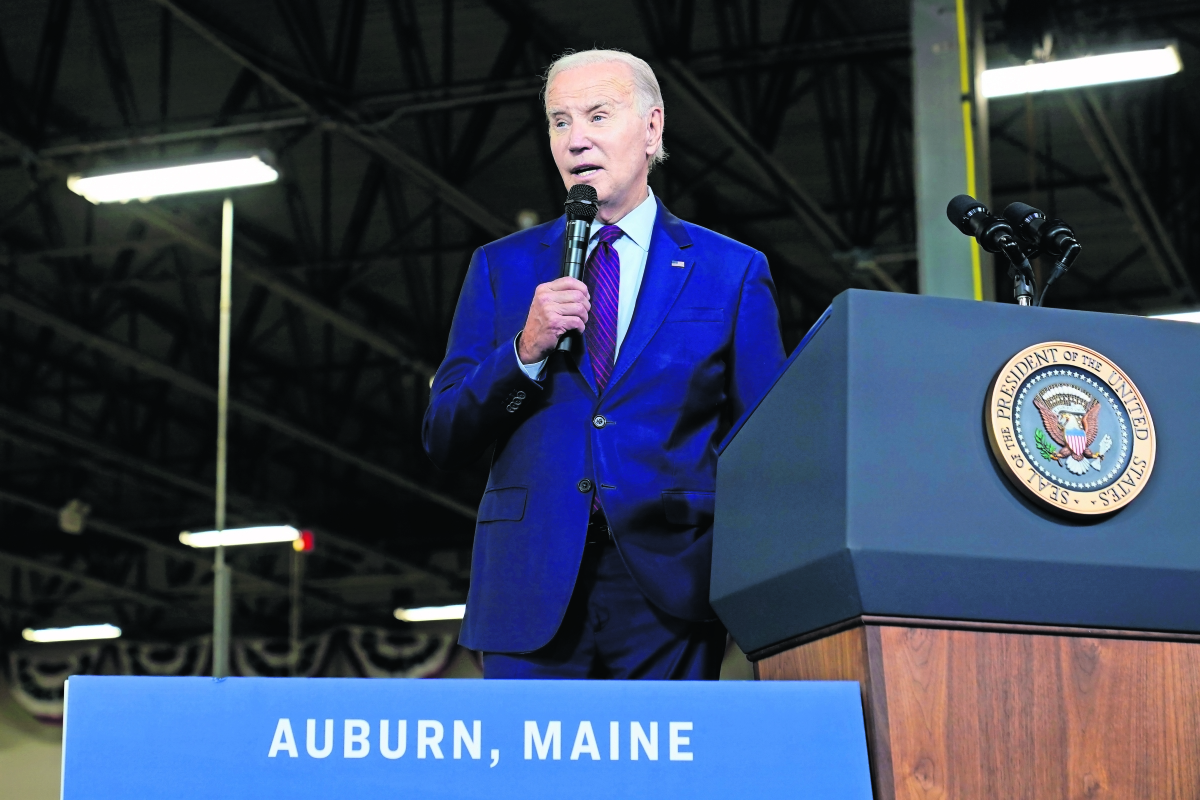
[671,260,686,268]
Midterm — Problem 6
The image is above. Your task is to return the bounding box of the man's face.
[545,61,662,217]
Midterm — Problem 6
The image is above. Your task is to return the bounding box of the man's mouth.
[571,164,602,177]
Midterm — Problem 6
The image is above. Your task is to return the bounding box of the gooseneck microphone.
[556,184,598,352]
[946,194,1037,306]
[1002,202,1081,307]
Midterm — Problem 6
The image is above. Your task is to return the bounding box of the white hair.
[544,49,667,168]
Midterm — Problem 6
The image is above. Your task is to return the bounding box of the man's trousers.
[482,516,727,680]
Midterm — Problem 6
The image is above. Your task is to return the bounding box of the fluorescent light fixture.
[981,44,1182,98]
[22,623,122,643]
[67,154,278,204]
[1150,310,1200,323]
[394,604,466,622]
[179,525,300,548]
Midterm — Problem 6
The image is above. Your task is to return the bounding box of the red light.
[292,530,315,553]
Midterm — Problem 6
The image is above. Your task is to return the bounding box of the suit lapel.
[540,218,598,395]
[604,199,694,395]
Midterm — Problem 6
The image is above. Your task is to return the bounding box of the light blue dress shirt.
[516,187,658,380]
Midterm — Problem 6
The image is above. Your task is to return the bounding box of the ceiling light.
[22,623,122,643]
[1150,310,1200,323]
[394,604,466,622]
[179,525,301,548]
[981,44,1182,98]
[67,154,278,204]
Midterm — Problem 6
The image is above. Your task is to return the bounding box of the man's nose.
[568,131,592,153]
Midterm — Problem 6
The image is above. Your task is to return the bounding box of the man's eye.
[592,115,604,122]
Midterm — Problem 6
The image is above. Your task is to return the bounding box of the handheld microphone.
[556,184,598,353]
[1002,202,1081,307]
[946,194,1037,306]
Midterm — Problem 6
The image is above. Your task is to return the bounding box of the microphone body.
[556,185,598,353]
[560,216,591,282]
[946,194,1036,305]
[1002,202,1081,307]
[947,194,1016,254]
[1002,202,1078,257]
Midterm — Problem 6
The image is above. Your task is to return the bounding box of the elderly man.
[423,49,785,679]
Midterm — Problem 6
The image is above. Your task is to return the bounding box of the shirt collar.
[589,186,657,252]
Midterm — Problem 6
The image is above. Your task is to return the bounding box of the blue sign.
[62,677,872,799]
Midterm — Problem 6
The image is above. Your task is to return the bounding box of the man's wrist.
[514,333,549,381]
[516,331,545,365]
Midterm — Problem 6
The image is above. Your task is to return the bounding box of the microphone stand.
[999,237,1037,307]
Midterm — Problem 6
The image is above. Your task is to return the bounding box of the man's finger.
[544,277,590,296]
[558,315,586,334]
[555,303,590,324]
[544,290,591,307]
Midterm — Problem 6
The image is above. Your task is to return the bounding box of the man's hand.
[518,277,591,364]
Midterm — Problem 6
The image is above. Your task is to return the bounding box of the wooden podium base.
[751,616,1200,800]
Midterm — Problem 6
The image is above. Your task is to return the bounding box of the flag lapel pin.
[671,260,686,268]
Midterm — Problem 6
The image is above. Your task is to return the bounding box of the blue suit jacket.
[422,198,785,654]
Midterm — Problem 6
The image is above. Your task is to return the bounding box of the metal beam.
[0,127,441,383]
[0,403,249,510]
[82,0,140,126]
[146,0,514,240]
[0,433,444,596]
[656,58,853,256]
[8,239,176,263]
[687,30,910,76]
[0,488,345,609]
[0,548,169,608]
[0,292,465,591]
[30,0,75,140]
[1064,90,1197,304]
[114,196,442,380]
[0,292,476,519]
[0,425,199,509]
[38,117,311,158]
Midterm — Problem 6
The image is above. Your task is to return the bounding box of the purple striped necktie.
[583,225,623,393]
[583,225,622,516]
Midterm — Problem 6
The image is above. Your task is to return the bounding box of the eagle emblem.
[1032,384,1113,476]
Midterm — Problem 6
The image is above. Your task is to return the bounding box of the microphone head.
[946,194,987,236]
[1002,201,1044,231]
[564,184,598,221]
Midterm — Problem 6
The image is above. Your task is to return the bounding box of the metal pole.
[212,196,234,679]
[289,548,304,676]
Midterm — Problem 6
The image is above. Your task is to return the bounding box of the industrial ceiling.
[0,0,1197,644]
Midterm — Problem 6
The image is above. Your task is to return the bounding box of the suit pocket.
[661,491,716,526]
[478,486,528,522]
[667,307,724,323]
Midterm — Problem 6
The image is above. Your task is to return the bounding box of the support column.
[913,0,993,300]
[212,196,234,679]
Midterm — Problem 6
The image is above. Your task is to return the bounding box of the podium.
[713,290,1200,799]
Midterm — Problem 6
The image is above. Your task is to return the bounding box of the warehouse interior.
[1,0,1199,793]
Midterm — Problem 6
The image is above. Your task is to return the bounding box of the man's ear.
[645,107,664,155]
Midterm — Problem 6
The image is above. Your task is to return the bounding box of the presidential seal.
[985,342,1155,516]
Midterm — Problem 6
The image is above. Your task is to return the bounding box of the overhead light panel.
[67,154,278,204]
[394,604,466,622]
[981,44,1182,98]
[180,525,301,548]
[1150,310,1200,323]
[22,624,122,643]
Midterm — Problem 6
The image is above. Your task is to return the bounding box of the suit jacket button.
[577,479,593,493]
[592,414,606,429]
